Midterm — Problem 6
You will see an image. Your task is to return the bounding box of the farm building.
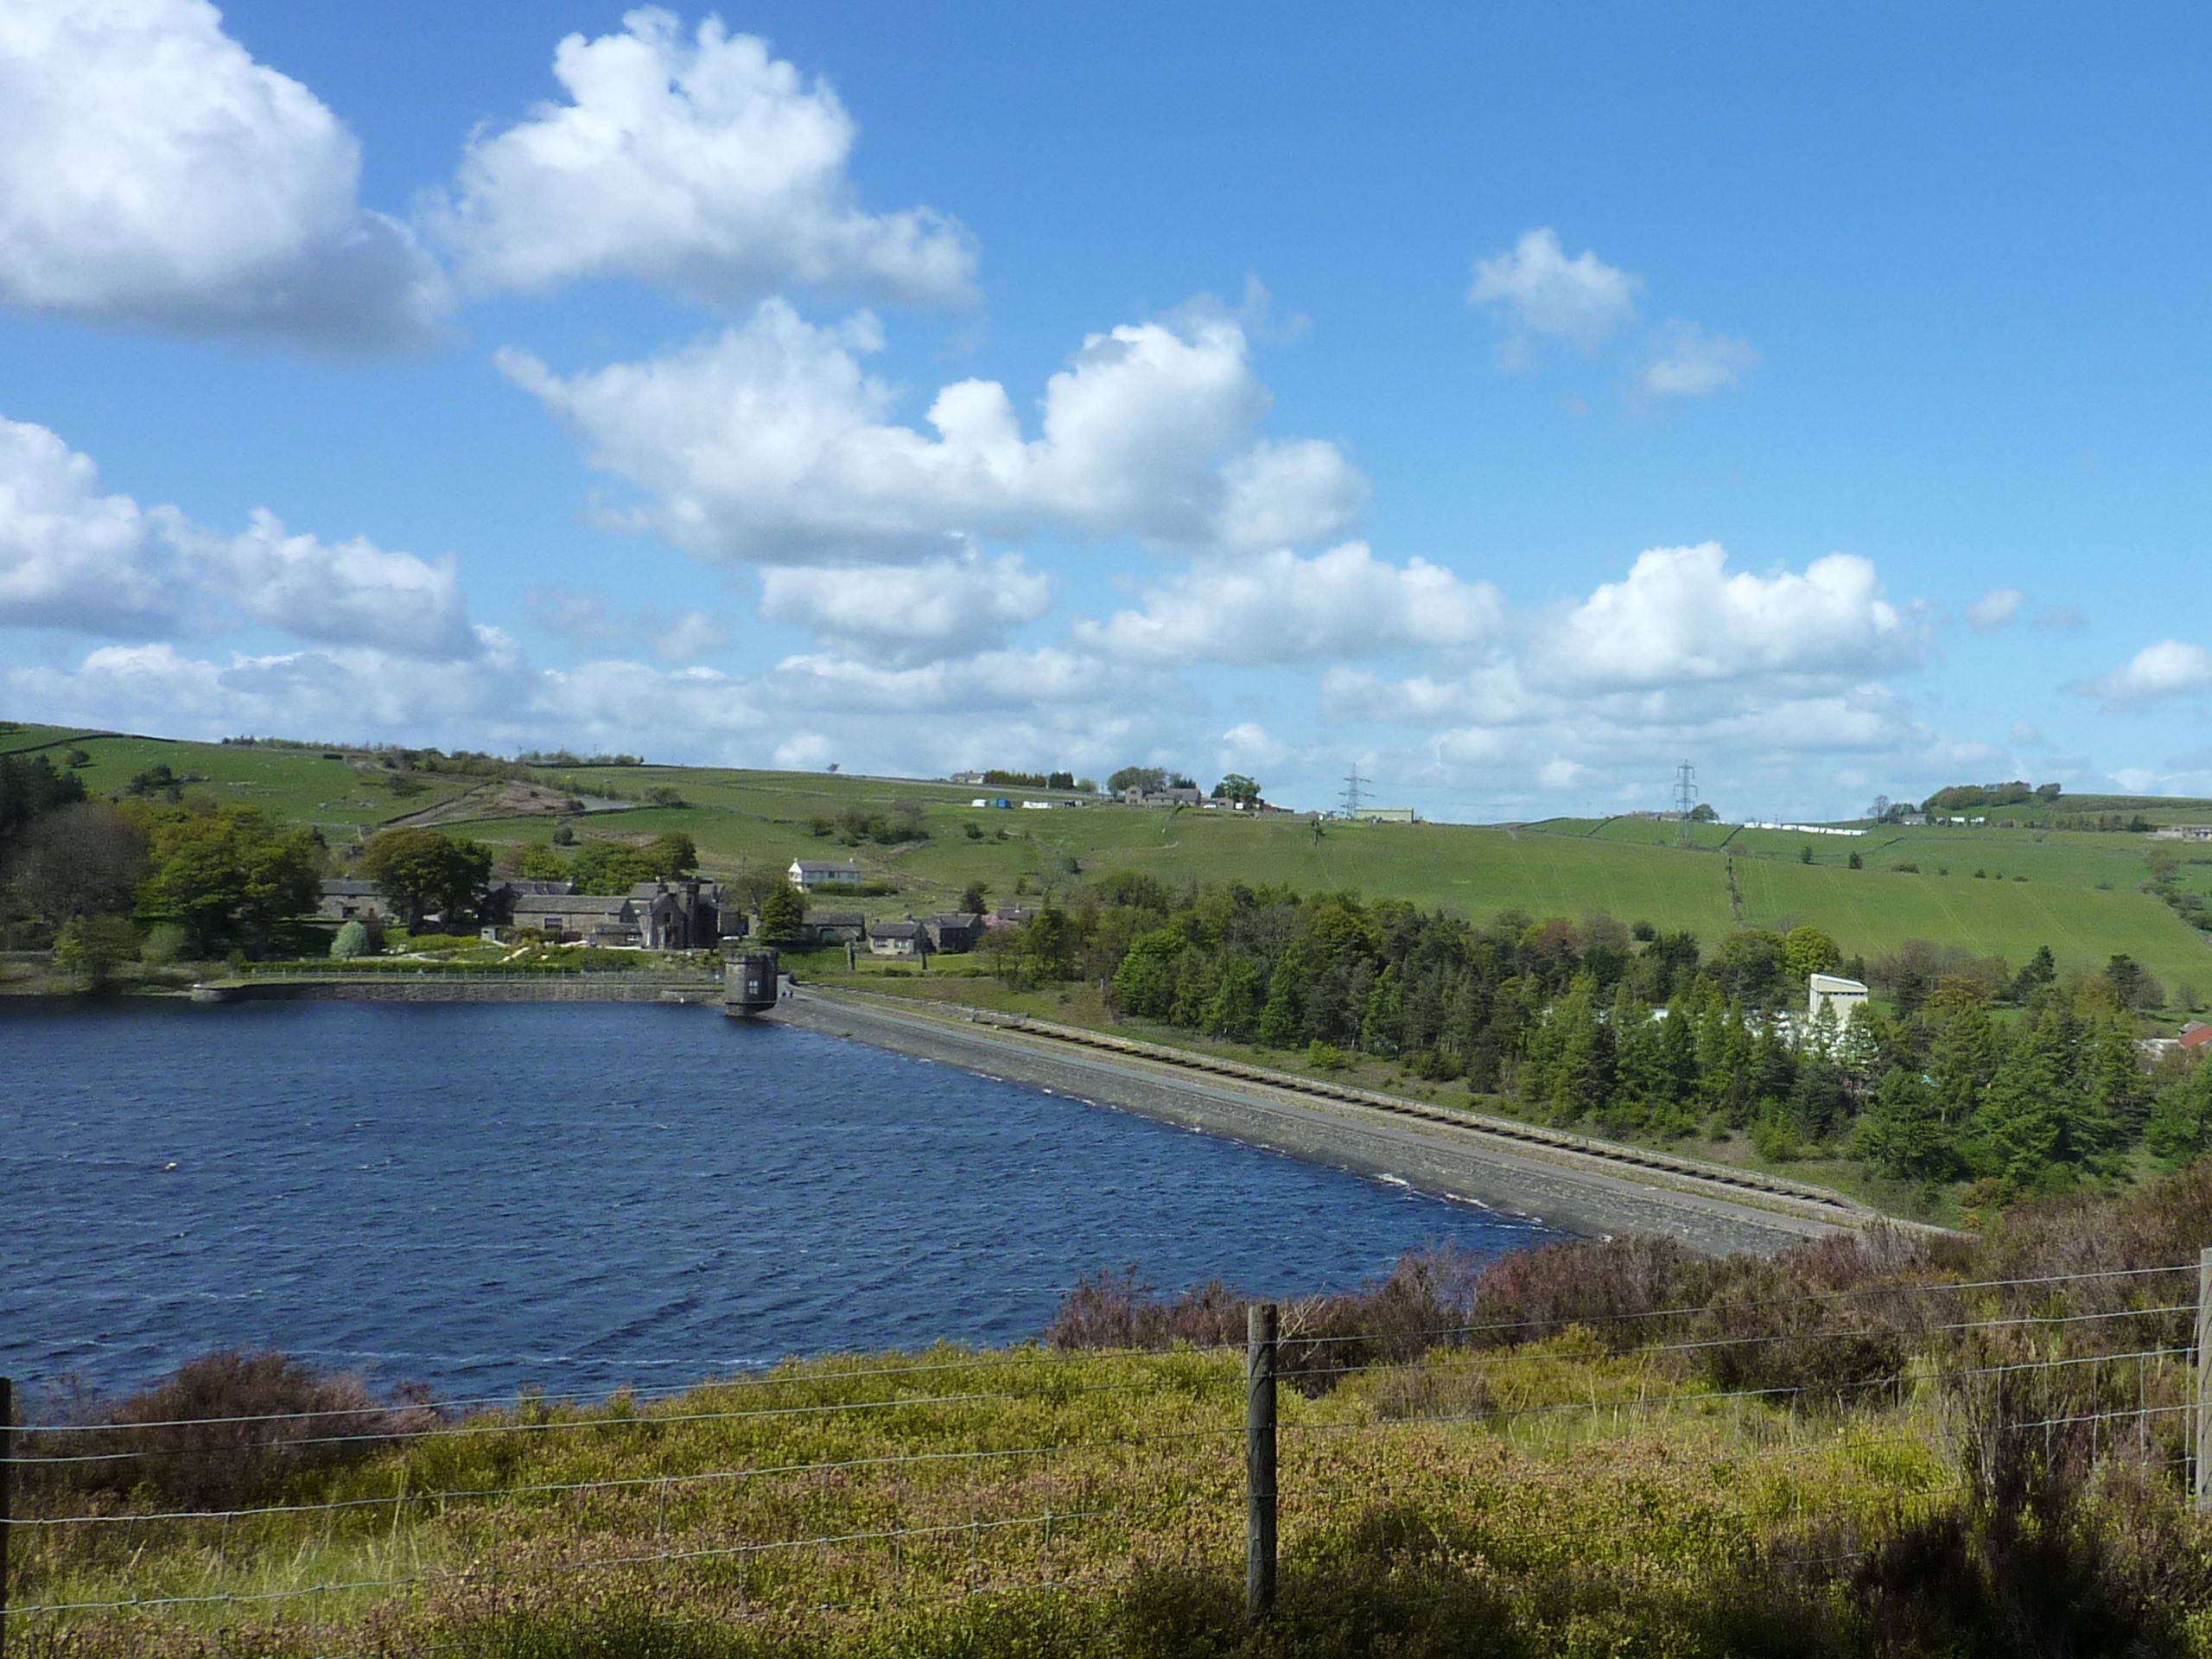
[923,913,985,953]
[867,919,927,957]
[317,878,394,922]
[626,879,731,950]
[788,858,861,891]
[510,893,641,947]
[1808,973,1869,1023]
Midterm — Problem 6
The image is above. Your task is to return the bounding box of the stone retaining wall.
[195,978,721,1005]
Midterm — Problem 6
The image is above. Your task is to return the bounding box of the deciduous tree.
[361,829,493,929]
[10,802,145,924]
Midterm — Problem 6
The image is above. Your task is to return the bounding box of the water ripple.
[2,1000,1560,1396]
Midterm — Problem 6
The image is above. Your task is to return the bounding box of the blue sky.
[3,2,2208,818]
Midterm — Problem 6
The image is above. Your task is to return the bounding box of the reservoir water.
[2,1001,1560,1400]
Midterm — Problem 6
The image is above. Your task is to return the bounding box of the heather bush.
[1465,1234,1711,1351]
[22,1350,437,1510]
[1693,1250,1915,1405]
[1046,1265,1245,1351]
[1048,1246,1491,1391]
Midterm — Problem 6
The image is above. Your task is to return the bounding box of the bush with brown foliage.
[1463,1233,1711,1351]
[20,1350,438,1511]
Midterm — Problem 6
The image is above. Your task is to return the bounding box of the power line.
[1340,761,1369,820]
[1673,760,1698,845]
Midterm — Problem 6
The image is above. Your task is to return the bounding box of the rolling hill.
[10,719,2211,1008]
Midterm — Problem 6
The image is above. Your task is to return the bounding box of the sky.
[3,2,2209,821]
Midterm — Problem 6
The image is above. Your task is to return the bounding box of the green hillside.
[10,718,2211,1004]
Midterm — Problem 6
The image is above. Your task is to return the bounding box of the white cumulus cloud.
[0,0,447,350]
[1533,543,1919,691]
[758,550,1050,664]
[0,416,180,635]
[1467,229,1639,363]
[428,9,975,308]
[2075,639,2212,709]
[499,298,1363,563]
[0,414,476,657]
[1074,543,1502,665]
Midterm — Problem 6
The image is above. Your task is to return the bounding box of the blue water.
[1,1001,1559,1399]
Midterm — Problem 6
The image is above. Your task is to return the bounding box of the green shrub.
[139,922,188,966]
[1306,1040,1349,1071]
[1749,1110,1798,1161]
[399,932,486,954]
[329,919,372,959]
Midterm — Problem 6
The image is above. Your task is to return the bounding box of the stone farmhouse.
[316,874,732,950]
[867,918,926,957]
[626,878,732,950]
[789,858,862,891]
[508,892,641,946]
[318,879,392,924]
[923,912,984,953]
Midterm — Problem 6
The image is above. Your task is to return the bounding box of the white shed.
[1808,973,1869,1023]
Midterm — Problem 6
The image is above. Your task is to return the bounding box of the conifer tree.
[1541,974,1614,1126]
[1974,1005,2071,1185]
[1853,1067,1956,1180]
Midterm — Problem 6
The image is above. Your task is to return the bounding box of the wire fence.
[4,1255,2209,1654]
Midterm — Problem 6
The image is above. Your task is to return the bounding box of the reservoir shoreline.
[772,988,1863,1256]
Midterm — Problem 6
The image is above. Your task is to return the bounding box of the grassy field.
[0,721,484,836]
[13,716,2212,1010]
[5,1331,2071,1659]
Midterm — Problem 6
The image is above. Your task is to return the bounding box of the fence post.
[1246,1303,1277,1622]
[2,1374,12,1649]
[2197,1251,2211,1510]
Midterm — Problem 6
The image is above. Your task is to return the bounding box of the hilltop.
[9,718,2210,1009]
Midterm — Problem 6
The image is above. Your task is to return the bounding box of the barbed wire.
[7,1344,1247,1435]
[2,1373,1206,1467]
[10,1259,2206,1639]
[9,1497,1189,1617]
[3,1422,1247,1530]
[1276,1349,2196,1441]
[1275,1261,2199,1350]
[1276,1306,2198,1387]
[14,1265,2189,1440]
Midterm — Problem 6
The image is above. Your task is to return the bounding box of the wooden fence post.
[2,1375,12,1649]
[1247,1303,1278,1622]
[2196,1252,2211,1510]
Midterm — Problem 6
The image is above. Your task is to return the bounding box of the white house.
[1808,973,1869,1023]
[788,858,862,892]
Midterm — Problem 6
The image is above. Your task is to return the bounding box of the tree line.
[978,874,2211,1205]
[1,753,717,978]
